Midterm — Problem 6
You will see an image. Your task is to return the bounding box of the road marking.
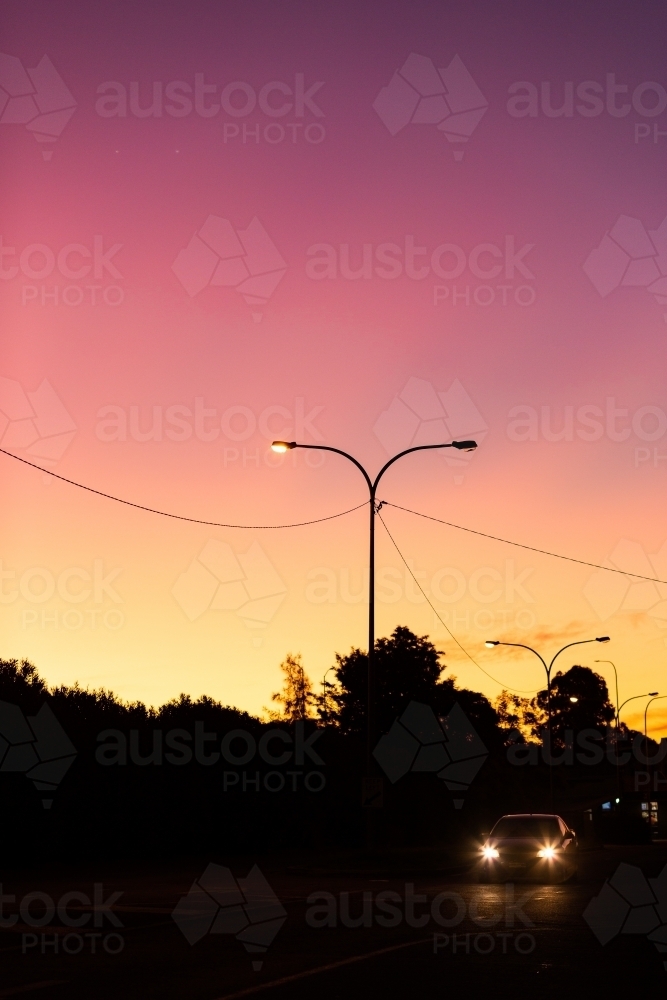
[0,982,67,997]
[214,937,431,999]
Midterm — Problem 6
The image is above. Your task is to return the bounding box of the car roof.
[497,813,563,820]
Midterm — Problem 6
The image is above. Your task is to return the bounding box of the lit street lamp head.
[485,640,499,648]
[271,441,297,453]
[452,440,477,451]
[569,696,579,703]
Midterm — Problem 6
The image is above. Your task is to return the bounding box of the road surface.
[1,844,665,998]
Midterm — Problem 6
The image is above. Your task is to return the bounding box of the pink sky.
[2,0,667,735]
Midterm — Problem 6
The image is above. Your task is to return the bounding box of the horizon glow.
[2,1,667,740]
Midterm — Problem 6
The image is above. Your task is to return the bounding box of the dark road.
[3,844,666,999]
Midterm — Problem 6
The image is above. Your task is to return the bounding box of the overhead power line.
[377,510,537,694]
[0,448,367,529]
[2,447,664,587]
[385,502,667,585]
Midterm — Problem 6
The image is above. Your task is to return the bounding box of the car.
[478,813,578,883]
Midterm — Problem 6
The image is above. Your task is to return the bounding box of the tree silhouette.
[494,690,545,742]
[534,665,615,744]
[267,653,315,721]
[323,625,499,742]
[0,658,48,708]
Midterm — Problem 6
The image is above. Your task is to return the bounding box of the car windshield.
[491,817,561,840]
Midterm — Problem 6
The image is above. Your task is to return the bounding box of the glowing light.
[537,846,557,859]
[482,846,499,859]
[271,441,295,453]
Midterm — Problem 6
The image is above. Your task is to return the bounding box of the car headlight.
[537,846,557,859]
[482,846,499,859]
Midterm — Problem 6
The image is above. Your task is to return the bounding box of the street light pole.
[272,437,477,842]
[644,694,667,757]
[617,692,659,727]
[322,665,336,718]
[595,659,621,796]
[644,695,667,830]
[485,636,610,811]
[616,691,658,812]
[594,660,620,728]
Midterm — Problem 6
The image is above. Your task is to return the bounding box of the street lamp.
[613,691,658,820]
[485,636,611,810]
[594,659,623,795]
[644,694,667,754]
[617,692,659,727]
[322,665,336,717]
[272,437,477,824]
[595,660,620,729]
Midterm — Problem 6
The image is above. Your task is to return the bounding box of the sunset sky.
[2,0,667,737]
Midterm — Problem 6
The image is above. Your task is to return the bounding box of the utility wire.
[376,509,537,694]
[0,448,367,529]
[3,445,664,584]
[386,502,667,585]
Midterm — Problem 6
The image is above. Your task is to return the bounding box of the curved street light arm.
[492,641,549,679]
[618,693,657,725]
[372,442,458,494]
[645,694,667,742]
[288,443,373,494]
[548,638,598,676]
[322,665,336,690]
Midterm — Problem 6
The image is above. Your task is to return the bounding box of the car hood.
[490,837,559,851]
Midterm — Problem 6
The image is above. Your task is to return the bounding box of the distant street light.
[644,694,667,755]
[617,692,659,727]
[614,691,660,824]
[595,660,620,729]
[594,659,623,796]
[322,666,336,716]
[272,437,477,842]
[485,636,611,810]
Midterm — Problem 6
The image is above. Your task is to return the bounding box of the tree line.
[0,627,637,861]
